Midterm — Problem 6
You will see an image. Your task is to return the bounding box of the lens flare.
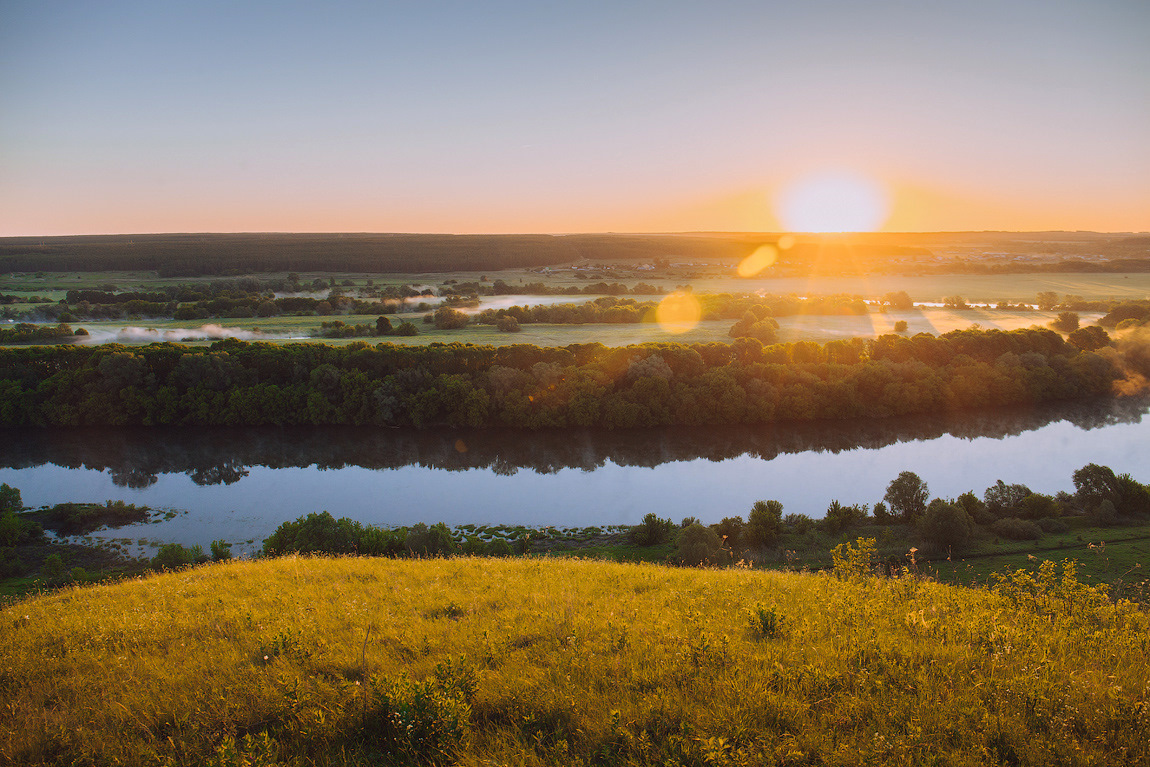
[737,244,778,278]
[656,290,701,334]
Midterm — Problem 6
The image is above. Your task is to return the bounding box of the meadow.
[2,554,1147,766]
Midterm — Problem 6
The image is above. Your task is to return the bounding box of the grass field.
[3,555,1148,766]
[4,268,1150,304]
[62,307,1102,348]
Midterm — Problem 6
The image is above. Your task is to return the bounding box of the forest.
[0,327,1126,429]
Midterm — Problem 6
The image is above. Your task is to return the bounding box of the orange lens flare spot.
[777,234,796,250]
[737,244,778,278]
[656,290,702,334]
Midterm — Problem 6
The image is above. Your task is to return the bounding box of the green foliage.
[747,604,783,638]
[1051,311,1080,332]
[984,479,1033,518]
[486,538,513,557]
[712,516,745,550]
[210,539,232,562]
[0,483,20,515]
[628,513,674,547]
[262,511,365,556]
[883,471,928,522]
[31,500,149,535]
[822,500,868,533]
[677,523,722,565]
[783,513,814,534]
[151,543,207,570]
[405,522,456,557]
[918,500,974,552]
[745,500,782,547]
[433,307,469,330]
[991,517,1043,541]
[41,552,65,582]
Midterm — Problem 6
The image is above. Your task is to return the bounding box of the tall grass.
[2,556,1147,765]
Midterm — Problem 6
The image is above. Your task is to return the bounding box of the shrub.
[433,307,469,330]
[893,320,908,333]
[990,517,1042,541]
[748,604,783,638]
[262,511,363,556]
[712,516,745,549]
[678,523,722,566]
[210,539,232,561]
[628,513,674,547]
[1019,493,1061,519]
[919,500,974,552]
[823,501,868,533]
[984,480,1032,518]
[745,500,782,547]
[1091,499,1118,526]
[783,513,814,534]
[1037,517,1070,533]
[1051,311,1080,333]
[150,543,207,570]
[406,522,456,557]
[495,315,521,332]
[394,321,418,336]
[487,538,513,557]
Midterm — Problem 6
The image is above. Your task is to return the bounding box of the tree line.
[0,327,1124,429]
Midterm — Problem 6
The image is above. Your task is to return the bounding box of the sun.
[775,170,890,233]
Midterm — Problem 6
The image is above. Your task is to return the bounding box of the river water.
[1,396,1148,556]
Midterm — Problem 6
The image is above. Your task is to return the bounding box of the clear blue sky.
[2,0,1147,235]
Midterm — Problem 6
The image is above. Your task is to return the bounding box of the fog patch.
[79,324,301,344]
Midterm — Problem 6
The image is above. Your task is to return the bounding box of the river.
[1,396,1147,556]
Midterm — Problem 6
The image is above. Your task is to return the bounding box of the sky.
[1,0,1148,236]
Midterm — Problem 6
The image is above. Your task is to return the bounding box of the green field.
[62,306,1102,348]
[5,267,1150,304]
[2,555,1147,766]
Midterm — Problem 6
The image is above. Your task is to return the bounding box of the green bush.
[487,538,513,557]
[407,522,456,557]
[919,500,974,552]
[745,500,782,547]
[628,513,673,547]
[678,523,722,566]
[210,540,232,561]
[990,517,1042,541]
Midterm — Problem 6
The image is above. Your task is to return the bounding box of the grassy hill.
[2,555,1148,766]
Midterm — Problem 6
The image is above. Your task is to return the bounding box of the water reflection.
[1,396,1146,487]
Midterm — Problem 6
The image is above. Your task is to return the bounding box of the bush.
[628,513,674,547]
[678,523,722,566]
[262,511,363,556]
[394,321,418,336]
[495,315,521,332]
[487,538,513,557]
[745,500,782,547]
[990,517,1042,541]
[150,543,207,570]
[783,513,814,534]
[823,501,868,533]
[210,539,232,561]
[406,522,456,557]
[1091,499,1119,526]
[919,500,974,551]
[1037,517,1070,533]
[712,516,745,549]
[433,307,469,330]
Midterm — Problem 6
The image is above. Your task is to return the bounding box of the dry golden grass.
[2,555,1148,765]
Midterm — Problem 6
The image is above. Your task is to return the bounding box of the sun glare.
[775,171,890,233]
[655,290,701,334]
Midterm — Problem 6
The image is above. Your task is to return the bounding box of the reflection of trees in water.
[1,397,1146,487]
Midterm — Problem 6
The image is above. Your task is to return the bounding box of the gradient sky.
[2,0,1148,235]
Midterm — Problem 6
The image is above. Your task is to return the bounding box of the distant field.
[4,269,1150,304]
[63,307,1096,348]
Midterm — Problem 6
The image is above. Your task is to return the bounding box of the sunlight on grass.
[2,556,1147,765]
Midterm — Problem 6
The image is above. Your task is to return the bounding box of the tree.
[884,471,929,522]
[433,307,469,330]
[712,516,745,549]
[1067,326,1109,351]
[678,523,722,565]
[919,500,974,551]
[376,316,393,334]
[0,483,20,515]
[1036,291,1059,311]
[496,315,521,332]
[1051,311,1080,333]
[893,320,909,333]
[629,513,674,546]
[984,480,1032,518]
[745,500,783,547]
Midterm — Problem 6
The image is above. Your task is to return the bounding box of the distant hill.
[0,231,1145,276]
